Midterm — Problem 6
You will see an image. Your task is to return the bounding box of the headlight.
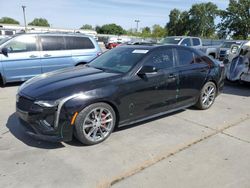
[34,100,60,108]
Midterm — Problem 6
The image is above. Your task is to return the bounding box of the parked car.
[16,45,224,145]
[161,36,219,59]
[0,33,101,85]
[106,36,131,49]
[225,41,250,83]
[224,41,248,63]
[218,40,246,61]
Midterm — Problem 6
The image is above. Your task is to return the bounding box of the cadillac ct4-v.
[16,45,224,145]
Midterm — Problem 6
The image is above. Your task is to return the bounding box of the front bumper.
[16,95,73,142]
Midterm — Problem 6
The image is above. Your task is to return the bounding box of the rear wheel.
[195,81,217,110]
[0,74,4,87]
[74,103,116,145]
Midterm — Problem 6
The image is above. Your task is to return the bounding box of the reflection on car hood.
[19,66,122,100]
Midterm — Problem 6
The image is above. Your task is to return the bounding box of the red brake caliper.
[101,112,107,129]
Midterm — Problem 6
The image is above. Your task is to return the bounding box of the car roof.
[13,32,90,37]
[164,36,199,39]
[118,44,190,51]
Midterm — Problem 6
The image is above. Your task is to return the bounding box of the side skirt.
[118,103,196,128]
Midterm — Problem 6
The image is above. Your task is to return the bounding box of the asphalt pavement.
[0,82,249,188]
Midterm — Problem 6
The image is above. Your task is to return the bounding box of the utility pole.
[135,19,140,33]
[22,5,27,32]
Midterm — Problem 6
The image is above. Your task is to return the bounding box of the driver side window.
[144,48,174,69]
[4,35,37,53]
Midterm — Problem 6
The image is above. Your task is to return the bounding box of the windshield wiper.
[91,66,123,74]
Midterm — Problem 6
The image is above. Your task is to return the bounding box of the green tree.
[80,24,93,30]
[97,24,126,35]
[141,27,151,38]
[166,9,189,36]
[166,3,218,37]
[218,0,250,39]
[0,17,19,24]
[152,24,166,38]
[188,2,218,37]
[28,18,50,27]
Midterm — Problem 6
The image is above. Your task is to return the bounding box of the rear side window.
[177,49,194,66]
[40,36,65,51]
[5,30,14,36]
[145,48,174,69]
[4,35,37,53]
[181,38,191,46]
[193,38,201,46]
[65,36,95,50]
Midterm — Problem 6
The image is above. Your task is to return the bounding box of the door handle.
[29,55,38,58]
[44,54,51,57]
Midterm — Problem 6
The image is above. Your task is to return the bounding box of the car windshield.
[89,47,148,73]
[221,42,237,48]
[160,37,182,44]
[0,36,12,45]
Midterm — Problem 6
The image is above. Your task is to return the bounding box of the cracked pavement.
[0,83,249,188]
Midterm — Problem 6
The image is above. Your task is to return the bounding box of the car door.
[119,48,178,122]
[175,48,209,107]
[180,38,192,46]
[65,36,99,64]
[1,34,41,82]
[39,35,73,73]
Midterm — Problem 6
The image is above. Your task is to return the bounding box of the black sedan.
[16,45,224,145]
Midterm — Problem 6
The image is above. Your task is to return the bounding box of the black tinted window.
[177,49,194,66]
[41,36,65,51]
[4,35,37,53]
[181,38,191,46]
[145,48,174,69]
[65,36,94,50]
[193,38,201,46]
[5,30,14,36]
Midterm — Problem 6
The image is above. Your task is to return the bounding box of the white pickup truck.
[161,36,220,59]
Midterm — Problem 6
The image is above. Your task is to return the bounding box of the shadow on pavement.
[223,82,250,97]
[6,113,64,149]
[1,82,23,88]
[66,109,186,147]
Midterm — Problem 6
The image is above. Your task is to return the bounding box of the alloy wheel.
[201,84,216,108]
[82,107,114,142]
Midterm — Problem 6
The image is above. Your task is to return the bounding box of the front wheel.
[74,103,116,145]
[195,82,217,110]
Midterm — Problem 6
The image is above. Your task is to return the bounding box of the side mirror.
[1,48,8,56]
[138,65,157,76]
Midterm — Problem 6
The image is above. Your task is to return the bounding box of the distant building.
[0,24,98,40]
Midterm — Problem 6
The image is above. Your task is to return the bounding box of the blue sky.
[0,0,229,29]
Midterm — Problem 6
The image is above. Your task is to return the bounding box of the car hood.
[19,66,122,100]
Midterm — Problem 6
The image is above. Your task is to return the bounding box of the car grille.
[16,96,34,111]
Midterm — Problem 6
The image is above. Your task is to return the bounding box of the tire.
[74,102,116,145]
[0,74,4,87]
[195,81,217,110]
[76,63,86,67]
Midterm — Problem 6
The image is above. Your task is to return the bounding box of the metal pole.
[135,19,140,33]
[22,5,27,32]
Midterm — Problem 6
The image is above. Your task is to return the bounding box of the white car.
[226,41,250,83]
